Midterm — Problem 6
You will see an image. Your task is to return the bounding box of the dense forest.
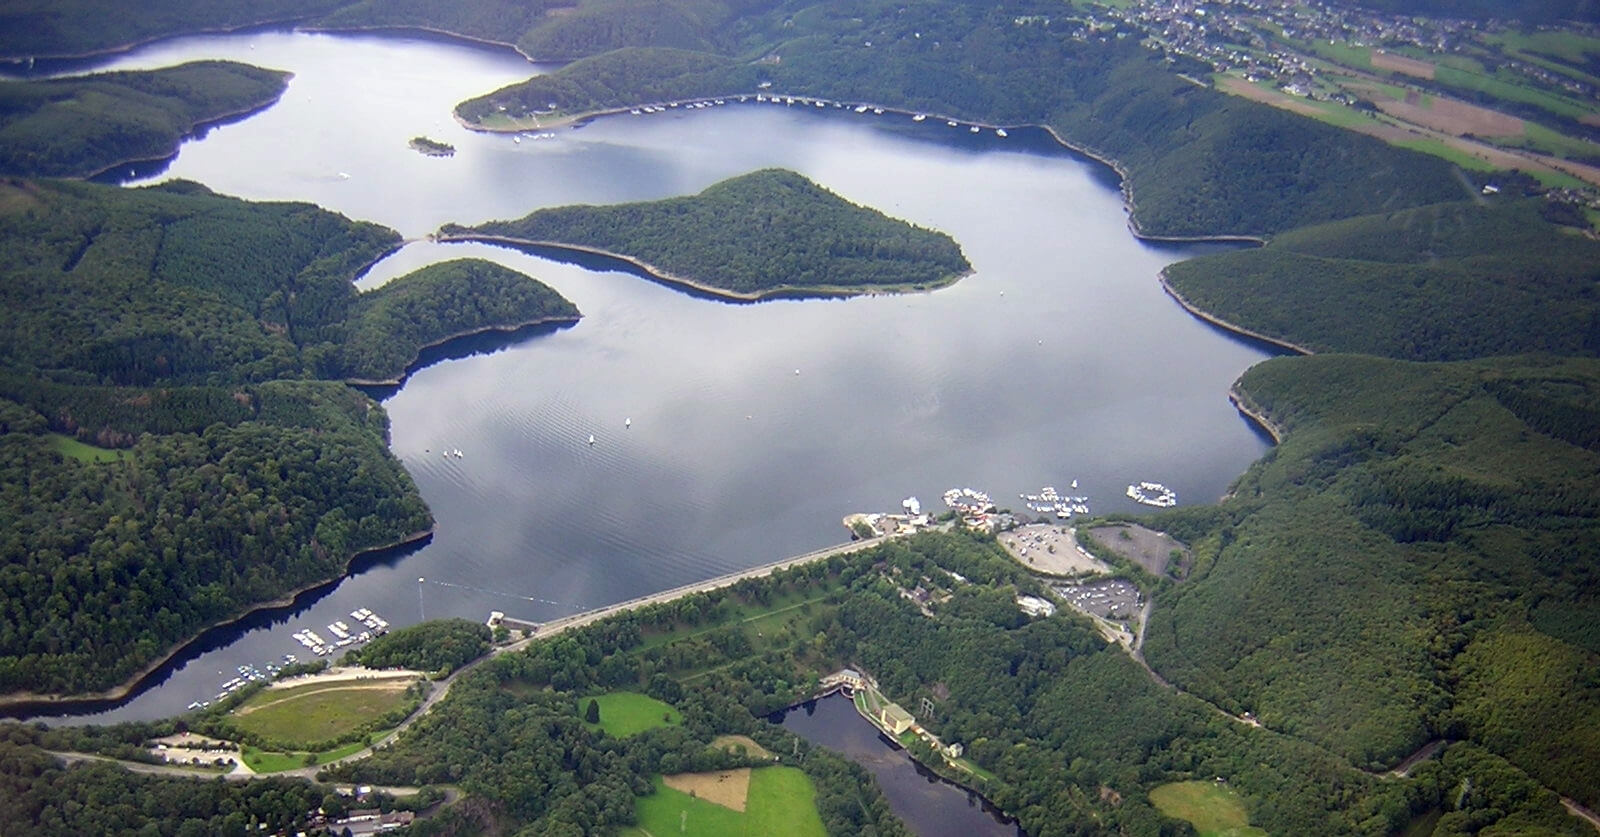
[0,381,431,695]
[343,618,490,673]
[446,169,971,297]
[0,62,288,179]
[341,258,579,382]
[0,179,579,387]
[0,177,577,695]
[1163,199,1600,361]
[1142,354,1600,807]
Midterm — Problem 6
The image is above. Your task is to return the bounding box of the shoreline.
[0,527,435,714]
[1158,270,1316,357]
[458,91,1265,247]
[435,233,971,302]
[342,315,582,387]
[1227,381,1286,445]
[81,77,293,181]
[0,18,316,63]
[297,24,536,62]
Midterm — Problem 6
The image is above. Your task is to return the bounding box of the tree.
[585,699,600,724]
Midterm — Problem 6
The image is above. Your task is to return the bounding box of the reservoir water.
[8,30,1275,722]
[776,694,1021,837]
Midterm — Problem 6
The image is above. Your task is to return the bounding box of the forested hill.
[0,179,578,385]
[0,0,347,59]
[1163,198,1600,360]
[0,380,432,696]
[0,61,289,178]
[452,9,1467,238]
[1142,354,1600,806]
[443,168,972,298]
[0,178,578,697]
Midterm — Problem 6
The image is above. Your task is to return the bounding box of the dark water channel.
[776,694,1021,837]
[4,29,1276,724]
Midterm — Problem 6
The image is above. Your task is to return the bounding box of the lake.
[6,29,1275,722]
[775,694,1020,837]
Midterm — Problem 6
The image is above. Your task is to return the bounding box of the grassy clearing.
[583,691,681,738]
[1149,781,1267,837]
[48,433,128,463]
[241,738,373,773]
[627,767,825,837]
[710,734,773,759]
[230,678,416,748]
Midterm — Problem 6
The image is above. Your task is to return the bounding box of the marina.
[192,607,391,711]
[1019,483,1090,518]
[1126,481,1178,508]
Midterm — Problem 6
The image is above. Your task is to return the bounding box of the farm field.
[583,691,682,738]
[1149,781,1267,837]
[624,767,825,837]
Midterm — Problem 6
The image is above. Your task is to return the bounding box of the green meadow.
[583,691,682,738]
[1149,781,1267,837]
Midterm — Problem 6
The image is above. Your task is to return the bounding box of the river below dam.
[5,28,1276,723]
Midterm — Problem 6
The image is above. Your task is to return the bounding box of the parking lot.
[998,524,1111,576]
[1052,578,1141,622]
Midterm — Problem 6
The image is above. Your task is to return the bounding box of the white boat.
[513,136,521,144]
[587,434,596,446]
[625,417,632,428]
[996,128,1008,137]
[970,125,980,133]
[873,107,884,115]
[947,120,958,127]
[913,113,926,121]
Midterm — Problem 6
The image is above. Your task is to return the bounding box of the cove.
[12,29,1276,724]
[775,694,1021,837]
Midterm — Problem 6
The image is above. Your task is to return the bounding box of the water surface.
[8,30,1275,722]
[776,694,1021,837]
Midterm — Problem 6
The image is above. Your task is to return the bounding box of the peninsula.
[0,61,289,179]
[438,168,971,300]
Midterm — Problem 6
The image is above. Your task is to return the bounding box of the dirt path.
[1565,798,1600,833]
[1384,739,1445,778]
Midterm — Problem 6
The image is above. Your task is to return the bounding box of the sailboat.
[587,434,596,446]
[625,418,632,428]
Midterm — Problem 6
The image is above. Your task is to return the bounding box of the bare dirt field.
[711,735,773,759]
[663,769,752,811]
[1378,94,1524,137]
[1218,76,1325,118]
[1371,50,1435,79]
[1086,524,1189,578]
[999,524,1110,576]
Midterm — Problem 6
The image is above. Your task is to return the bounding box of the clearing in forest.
[582,691,682,737]
[710,734,773,759]
[1149,781,1267,837]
